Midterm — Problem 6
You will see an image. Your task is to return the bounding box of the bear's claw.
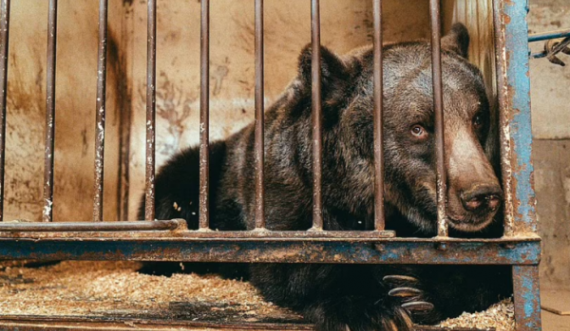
[388,287,423,298]
[401,301,435,313]
[383,275,419,286]
[384,274,435,322]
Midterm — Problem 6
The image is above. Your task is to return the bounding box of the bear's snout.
[445,126,502,232]
[460,184,503,214]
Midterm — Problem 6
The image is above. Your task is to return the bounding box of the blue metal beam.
[0,239,540,265]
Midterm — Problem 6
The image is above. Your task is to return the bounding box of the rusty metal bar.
[0,316,313,331]
[512,266,542,331]
[373,0,385,231]
[429,0,447,237]
[0,0,9,223]
[254,0,265,230]
[0,228,396,239]
[0,237,540,265]
[0,219,183,232]
[93,0,108,222]
[144,0,156,221]
[311,0,323,231]
[43,0,57,223]
[492,0,514,237]
[0,316,496,331]
[199,0,210,230]
[528,28,570,42]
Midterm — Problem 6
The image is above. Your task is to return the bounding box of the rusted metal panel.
[512,266,542,331]
[0,237,540,265]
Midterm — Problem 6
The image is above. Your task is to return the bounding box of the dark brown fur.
[139,24,511,331]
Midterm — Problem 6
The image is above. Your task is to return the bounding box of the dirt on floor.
[0,261,515,330]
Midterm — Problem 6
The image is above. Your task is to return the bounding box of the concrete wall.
[528,0,570,290]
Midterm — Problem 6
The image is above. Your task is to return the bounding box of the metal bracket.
[529,29,570,66]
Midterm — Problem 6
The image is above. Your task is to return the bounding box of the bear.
[139,23,512,331]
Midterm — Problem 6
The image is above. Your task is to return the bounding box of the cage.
[0,0,542,330]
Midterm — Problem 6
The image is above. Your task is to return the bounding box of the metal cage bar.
[492,0,515,237]
[493,0,537,237]
[93,0,108,222]
[254,0,265,230]
[0,0,9,223]
[373,0,385,231]
[512,266,542,331]
[199,0,210,230]
[429,0,448,237]
[311,0,323,231]
[144,0,157,221]
[43,0,58,223]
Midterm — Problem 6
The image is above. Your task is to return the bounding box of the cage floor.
[0,261,515,331]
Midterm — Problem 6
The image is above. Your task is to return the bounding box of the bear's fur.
[139,23,512,331]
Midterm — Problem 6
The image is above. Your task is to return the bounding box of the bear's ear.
[441,23,470,58]
[297,44,349,92]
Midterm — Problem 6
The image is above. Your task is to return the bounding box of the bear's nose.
[460,185,503,213]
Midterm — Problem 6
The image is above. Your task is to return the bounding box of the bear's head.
[293,23,501,234]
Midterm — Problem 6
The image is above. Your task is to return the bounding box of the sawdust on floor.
[0,260,515,330]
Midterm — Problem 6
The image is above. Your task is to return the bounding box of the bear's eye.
[473,113,484,130]
[410,124,428,140]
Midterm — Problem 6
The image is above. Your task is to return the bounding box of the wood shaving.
[438,299,515,331]
[0,260,515,329]
[0,261,299,323]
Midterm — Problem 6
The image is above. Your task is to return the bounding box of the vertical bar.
[144,0,156,221]
[254,0,265,229]
[429,0,447,237]
[493,0,537,237]
[492,0,514,237]
[373,0,385,231]
[199,0,210,230]
[512,266,542,331]
[43,0,58,222]
[93,0,108,222]
[311,0,323,231]
[0,0,9,223]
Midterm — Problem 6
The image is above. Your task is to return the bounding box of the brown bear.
[139,23,511,331]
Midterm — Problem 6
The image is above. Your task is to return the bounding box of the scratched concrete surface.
[528,0,570,293]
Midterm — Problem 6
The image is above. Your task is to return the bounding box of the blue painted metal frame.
[502,0,541,330]
[0,238,540,265]
[504,0,537,235]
